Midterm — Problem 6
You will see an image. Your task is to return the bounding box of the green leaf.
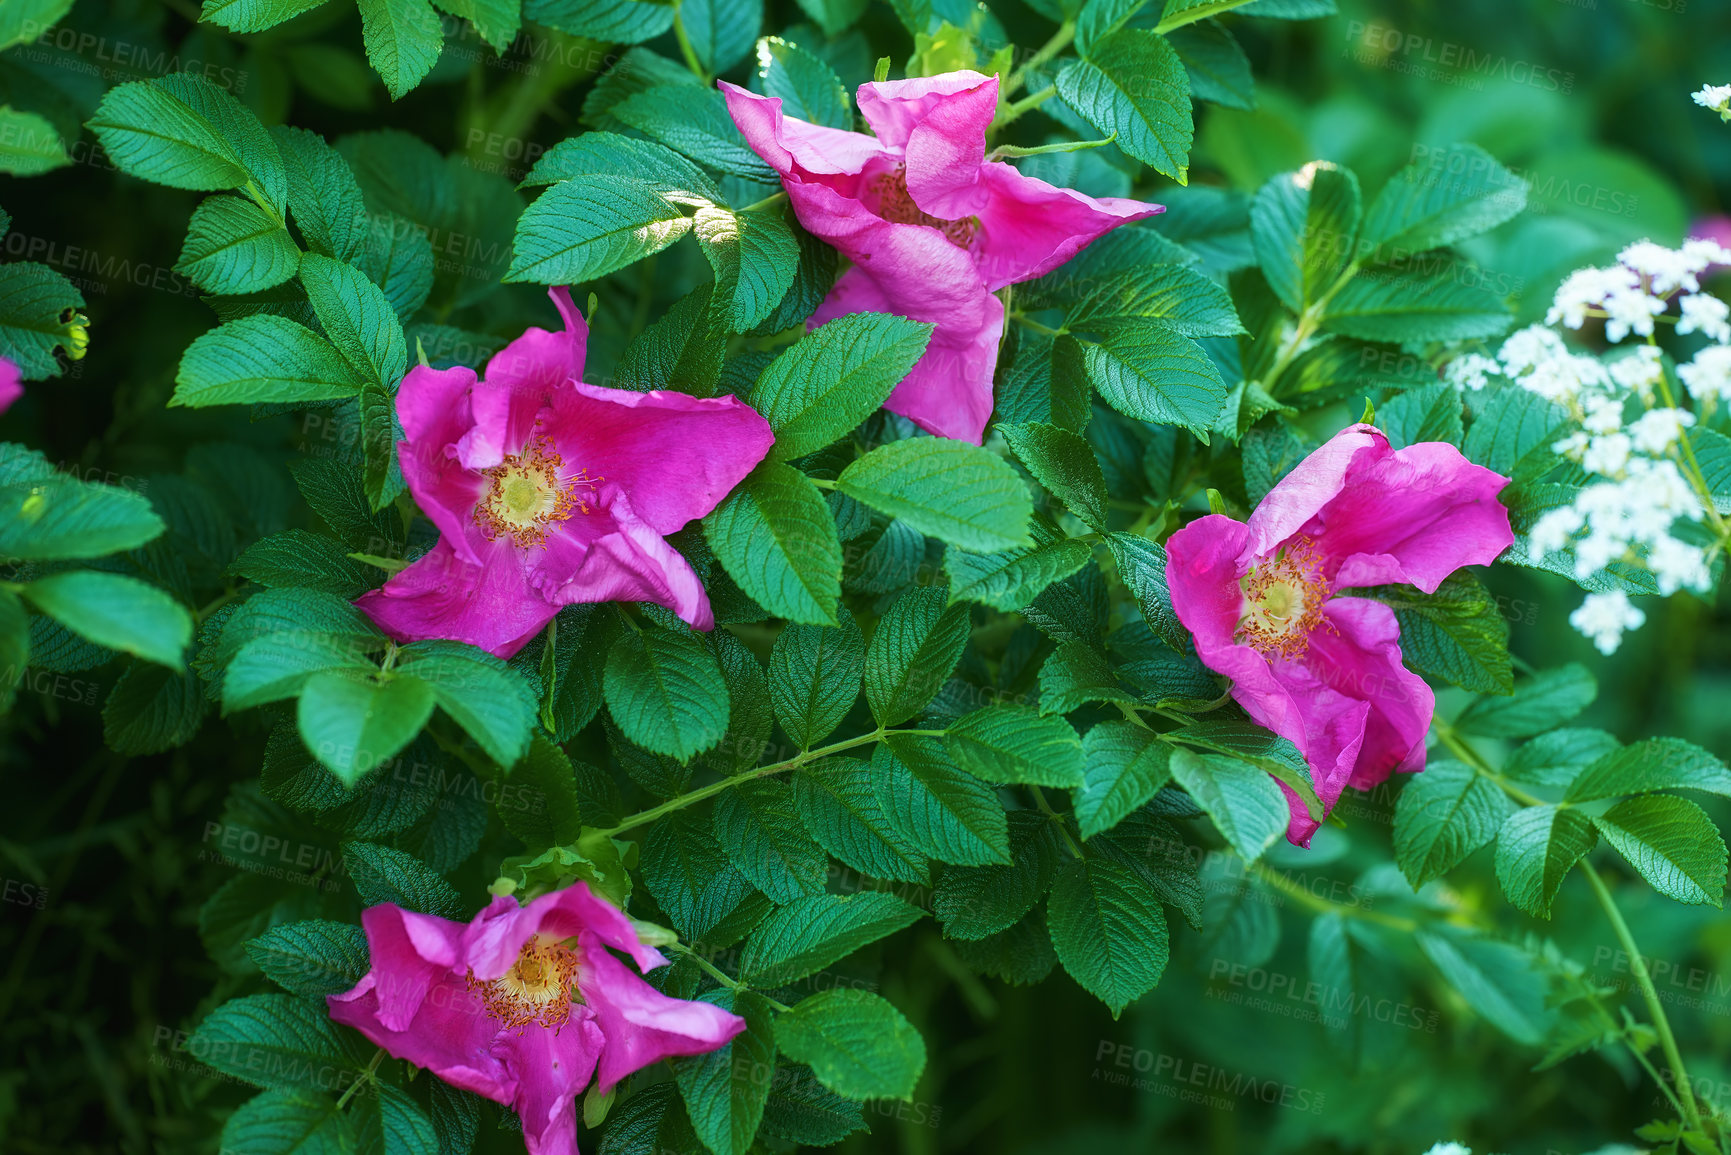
[1415,930,1550,1045]
[706,461,841,625]
[837,438,1032,553]
[945,705,1086,788]
[176,195,300,296]
[0,106,69,176]
[296,669,436,784]
[1593,795,1728,907]
[102,664,207,755]
[758,37,852,129]
[1393,758,1514,888]
[1250,163,1361,313]
[794,758,929,883]
[1169,20,1254,110]
[526,131,719,196]
[1504,728,1621,788]
[0,590,28,713]
[1361,143,1529,262]
[874,736,1010,866]
[220,1090,352,1155]
[605,622,730,761]
[1463,388,1572,486]
[396,640,538,768]
[777,989,926,1100]
[1454,663,1595,739]
[187,994,368,1090]
[1104,532,1188,652]
[0,0,74,49]
[22,571,191,668]
[508,175,694,285]
[222,634,377,713]
[674,990,776,1155]
[357,0,444,99]
[738,892,923,987]
[174,316,363,407]
[527,0,675,42]
[299,253,408,390]
[88,75,287,210]
[1076,720,1173,839]
[202,0,334,32]
[714,780,830,903]
[244,920,370,998]
[342,840,462,916]
[862,585,971,727]
[1164,719,1321,822]
[641,812,752,942]
[749,312,933,460]
[1378,382,1465,450]
[1493,805,1596,918]
[1040,641,1137,717]
[353,1084,439,1155]
[933,811,1055,940]
[1565,738,1731,803]
[1063,263,1242,338]
[230,529,375,595]
[0,261,87,379]
[1321,262,1511,343]
[1366,572,1512,694]
[615,282,725,395]
[696,205,799,333]
[769,612,864,749]
[945,530,1092,613]
[1048,851,1169,1016]
[1056,29,1192,181]
[999,422,1108,529]
[610,87,777,182]
[1167,747,1288,863]
[1079,321,1229,434]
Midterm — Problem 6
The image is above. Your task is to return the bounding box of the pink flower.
[328,882,745,1155]
[356,288,774,658]
[721,71,1161,444]
[0,357,20,413]
[1165,424,1515,845]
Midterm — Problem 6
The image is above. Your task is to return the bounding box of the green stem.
[1002,21,1074,100]
[337,1049,387,1110]
[1029,786,1084,858]
[672,0,710,82]
[1580,861,1704,1133]
[598,729,945,837]
[1429,716,1547,807]
[989,134,1116,160]
[995,85,1057,131]
[741,191,787,213]
[1152,0,1259,33]
[1250,862,1419,932]
[1010,312,1067,339]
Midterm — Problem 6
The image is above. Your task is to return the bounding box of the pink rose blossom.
[0,358,20,413]
[356,287,774,658]
[1165,424,1515,844]
[721,70,1161,444]
[329,882,745,1155]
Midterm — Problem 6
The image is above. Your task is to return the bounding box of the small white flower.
[1421,1145,1473,1155]
[1678,293,1731,344]
[1649,536,1712,595]
[1620,240,1699,296]
[1552,431,1590,462]
[1583,433,1632,476]
[1694,83,1731,118]
[1581,394,1624,435]
[1445,353,1501,392]
[1571,591,1646,655]
[1678,344,1731,403]
[1682,237,1731,272]
[1498,325,1567,376]
[1628,407,1696,454]
[1530,506,1585,553]
[1607,345,1664,399]
[1601,284,1668,342]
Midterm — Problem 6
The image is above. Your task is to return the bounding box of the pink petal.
[970,163,1163,290]
[1241,423,1384,561]
[355,536,560,659]
[1310,596,1433,791]
[0,357,21,413]
[1306,441,1515,593]
[462,885,667,981]
[328,970,511,1101]
[855,71,997,153]
[719,81,885,178]
[351,903,466,1029]
[578,943,747,1095]
[394,364,487,565]
[534,490,714,630]
[495,1013,604,1155]
[459,288,588,471]
[545,382,774,536]
[807,255,1001,445]
[893,74,999,221]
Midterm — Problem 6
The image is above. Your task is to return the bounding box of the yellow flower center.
[472,436,600,548]
[869,165,978,248]
[1237,536,1333,659]
[467,936,582,1032]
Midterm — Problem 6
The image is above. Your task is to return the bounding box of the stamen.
[869,165,978,248]
[466,936,582,1033]
[473,436,601,548]
[1236,536,1335,659]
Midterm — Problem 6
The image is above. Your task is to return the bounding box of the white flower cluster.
[1446,234,1730,655]
[1694,83,1731,121]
